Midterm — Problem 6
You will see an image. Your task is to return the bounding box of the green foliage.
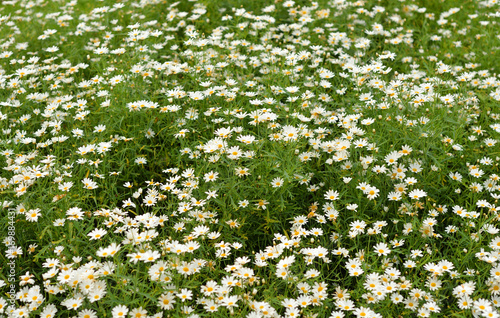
[0,0,499,317]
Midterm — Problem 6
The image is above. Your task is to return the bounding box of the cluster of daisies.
[0,0,500,317]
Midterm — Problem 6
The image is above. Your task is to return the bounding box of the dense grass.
[0,0,500,317]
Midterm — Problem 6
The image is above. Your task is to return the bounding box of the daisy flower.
[255,199,269,210]
[237,135,256,144]
[271,177,284,187]
[385,151,402,165]
[61,297,83,310]
[373,242,391,256]
[6,246,23,259]
[387,191,402,201]
[81,178,98,190]
[365,187,380,200]
[235,167,250,177]
[39,304,58,318]
[78,309,97,318]
[203,171,219,182]
[128,307,147,318]
[42,258,60,268]
[238,200,249,208]
[408,189,427,200]
[25,209,41,222]
[324,189,340,200]
[134,157,147,165]
[87,228,107,240]
[220,295,239,308]
[305,269,321,278]
[58,181,73,192]
[158,293,176,310]
[122,198,136,208]
[93,124,106,133]
[176,288,193,302]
